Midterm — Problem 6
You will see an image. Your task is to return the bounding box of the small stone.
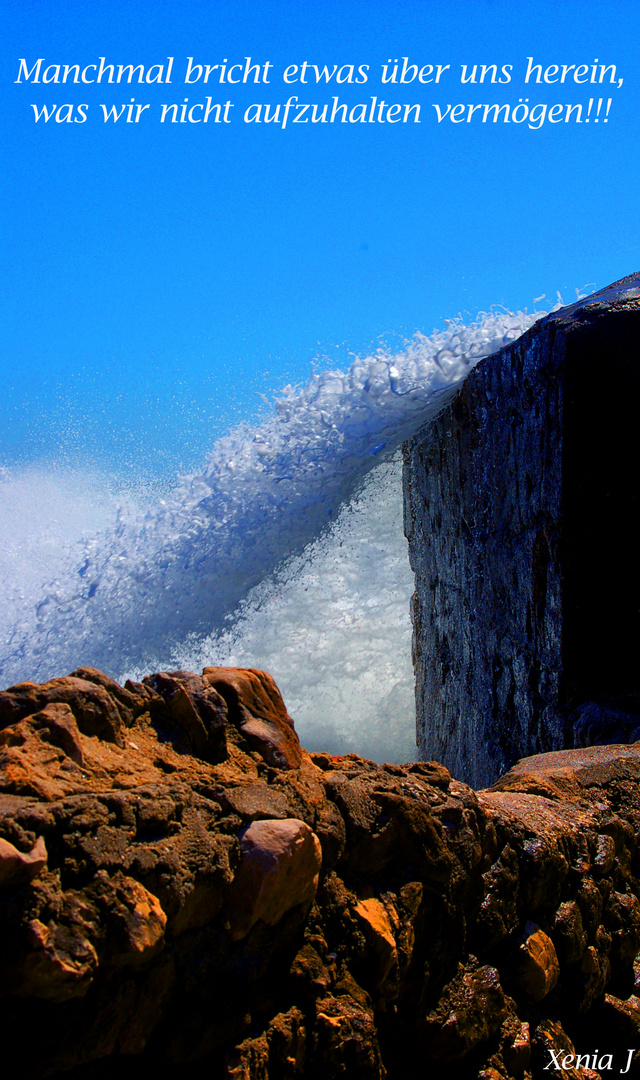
[503,1019,531,1073]
[228,818,322,940]
[19,917,99,1002]
[108,876,167,965]
[600,993,640,1041]
[313,993,385,1078]
[0,835,47,886]
[143,671,228,763]
[422,961,508,1061]
[551,900,587,966]
[203,667,303,769]
[594,833,616,874]
[224,1033,269,1079]
[354,897,398,990]
[516,925,560,1002]
[32,703,84,765]
[0,676,126,746]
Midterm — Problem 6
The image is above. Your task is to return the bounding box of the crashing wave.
[0,308,542,691]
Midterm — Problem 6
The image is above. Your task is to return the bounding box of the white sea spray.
[0,307,544,758]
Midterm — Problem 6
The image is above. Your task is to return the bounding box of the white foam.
[130,452,416,763]
[0,308,542,759]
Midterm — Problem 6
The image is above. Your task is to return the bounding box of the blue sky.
[2,0,639,476]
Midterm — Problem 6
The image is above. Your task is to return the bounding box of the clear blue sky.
[2,0,639,476]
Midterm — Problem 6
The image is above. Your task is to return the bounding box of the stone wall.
[403,273,640,787]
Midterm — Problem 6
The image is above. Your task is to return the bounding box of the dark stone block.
[403,273,640,786]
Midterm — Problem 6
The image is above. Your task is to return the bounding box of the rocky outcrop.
[403,272,640,787]
[3,666,640,1078]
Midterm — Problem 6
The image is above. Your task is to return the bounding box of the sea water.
[0,306,546,761]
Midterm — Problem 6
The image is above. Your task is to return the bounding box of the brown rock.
[476,844,520,950]
[0,834,47,886]
[551,900,588,966]
[226,1007,307,1079]
[532,1018,601,1079]
[422,961,508,1061]
[69,666,140,725]
[606,889,640,971]
[267,1006,307,1075]
[203,666,303,769]
[502,1018,531,1073]
[225,782,291,820]
[3,667,640,1079]
[312,993,385,1079]
[354,897,398,991]
[18,916,99,1002]
[143,670,228,763]
[593,833,616,874]
[578,936,612,1011]
[491,743,640,798]
[225,1033,270,1079]
[29,702,84,765]
[598,992,640,1041]
[0,675,127,746]
[516,925,560,1002]
[291,939,334,999]
[0,702,160,800]
[227,818,322,940]
[101,873,167,965]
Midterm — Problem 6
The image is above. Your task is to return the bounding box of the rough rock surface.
[403,272,640,787]
[3,666,640,1078]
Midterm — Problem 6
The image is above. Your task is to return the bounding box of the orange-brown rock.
[202,666,303,769]
[421,960,508,1061]
[515,925,560,1002]
[0,834,47,885]
[2,670,640,1079]
[353,897,398,992]
[228,818,322,940]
